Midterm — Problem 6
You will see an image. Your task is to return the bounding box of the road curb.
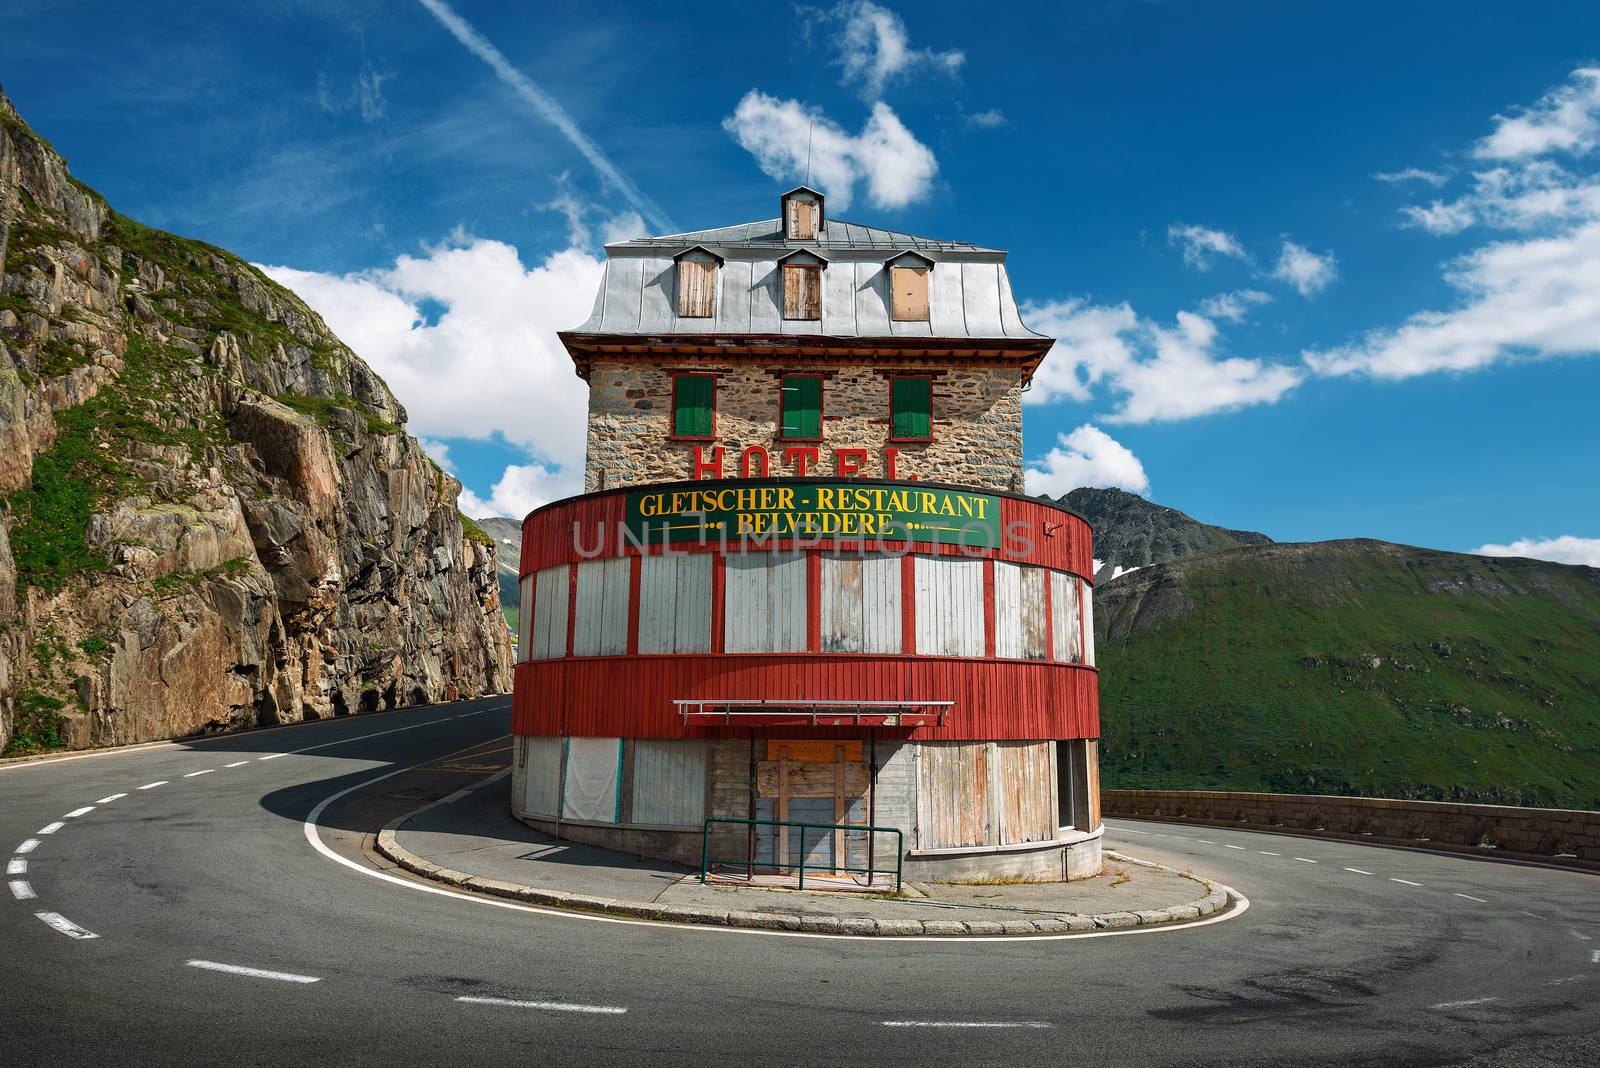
[372,813,1235,937]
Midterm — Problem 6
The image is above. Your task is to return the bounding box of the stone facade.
[585,360,1024,493]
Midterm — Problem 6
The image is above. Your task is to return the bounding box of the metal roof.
[606,217,1003,255]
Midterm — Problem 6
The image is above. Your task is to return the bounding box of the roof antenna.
[805,118,813,186]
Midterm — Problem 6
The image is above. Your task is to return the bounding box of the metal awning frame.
[674,698,951,728]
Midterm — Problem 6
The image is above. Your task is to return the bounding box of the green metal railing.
[700,816,903,892]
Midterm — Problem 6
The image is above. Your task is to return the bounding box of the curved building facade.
[511,190,1101,882]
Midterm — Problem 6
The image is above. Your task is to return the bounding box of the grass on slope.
[1097,546,1600,809]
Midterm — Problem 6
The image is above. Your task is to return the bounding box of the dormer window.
[888,251,933,322]
[780,186,825,241]
[778,249,826,320]
[674,245,722,318]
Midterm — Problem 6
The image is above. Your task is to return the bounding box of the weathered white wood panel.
[637,553,712,654]
[959,262,1004,336]
[913,555,985,657]
[993,741,1055,845]
[994,562,1047,660]
[724,550,807,653]
[562,737,621,823]
[572,557,630,656]
[531,564,569,660]
[1050,570,1083,664]
[916,742,989,848]
[516,574,534,664]
[1081,579,1096,667]
[630,740,708,827]
[819,554,901,654]
[519,736,563,818]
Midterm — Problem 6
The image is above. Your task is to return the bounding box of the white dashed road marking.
[95,793,126,804]
[185,960,321,984]
[1591,949,1600,964]
[184,770,213,778]
[1430,997,1498,1010]
[1295,857,1318,864]
[257,754,285,762]
[9,879,36,900]
[6,858,25,875]
[223,761,249,768]
[1258,851,1279,856]
[15,839,39,854]
[1455,894,1488,903]
[1223,844,1245,850]
[882,1021,1054,1029]
[35,912,98,939]
[37,822,64,835]
[1391,878,1423,887]
[64,806,94,818]
[1345,868,1374,875]
[456,995,627,1014]
[137,781,167,791]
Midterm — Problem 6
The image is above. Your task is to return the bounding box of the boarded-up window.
[994,562,1048,660]
[519,736,563,818]
[1057,738,1098,832]
[782,264,822,320]
[672,373,714,438]
[1082,579,1096,667]
[572,557,630,656]
[637,553,712,654]
[779,374,822,439]
[562,737,622,823]
[530,564,569,660]
[819,554,901,653]
[1050,570,1083,664]
[724,550,807,653]
[917,742,989,848]
[890,265,929,321]
[786,198,819,240]
[913,555,985,657]
[994,741,1057,845]
[890,376,931,440]
[516,574,534,664]
[630,740,708,827]
[676,258,716,317]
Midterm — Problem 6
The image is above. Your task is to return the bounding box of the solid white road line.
[1345,867,1374,875]
[257,754,285,761]
[9,879,36,900]
[223,761,249,768]
[1391,878,1423,887]
[1430,997,1498,1010]
[37,822,64,835]
[35,912,98,939]
[137,781,167,790]
[455,995,626,1014]
[1455,893,1488,903]
[6,858,25,875]
[185,960,321,984]
[882,1021,1054,1029]
[15,839,39,854]
[184,770,213,778]
[95,793,126,804]
[1295,857,1318,864]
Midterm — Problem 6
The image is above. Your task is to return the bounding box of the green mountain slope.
[1095,539,1600,808]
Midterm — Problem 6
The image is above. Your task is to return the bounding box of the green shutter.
[673,375,713,437]
[891,377,931,439]
[781,375,821,439]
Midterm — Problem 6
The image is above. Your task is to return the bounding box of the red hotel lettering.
[739,445,769,478]
[692,445,723,479]
[784,446,820,476]
[834,448,869,477]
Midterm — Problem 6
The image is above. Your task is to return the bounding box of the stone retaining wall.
[1103,789,1600,869]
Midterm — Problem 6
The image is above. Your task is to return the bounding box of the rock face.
[474,516,525,631]
[1060,486,1271,581]
[0,88,511,754]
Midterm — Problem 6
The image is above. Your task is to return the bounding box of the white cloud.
[823,1,964,98]
[316,63,391,124]
[723,91,937,211]
[1399,199,1476,235]
[1197,289,1272,323]
[261,231,600,514]
[1475,67,1600,160]
[965,108,1007,129]
[1473,535,1600,568]
[1024,424,1150,497]
[459,462,579,519]
[1375,167,1449,187]
[1270,240,1338,297]
[1023,299,1302,423]
[1167,223,1248,270]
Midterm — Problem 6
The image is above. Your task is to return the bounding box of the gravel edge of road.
[371,800,1234,937]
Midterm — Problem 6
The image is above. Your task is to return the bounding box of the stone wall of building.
[584,360,1024,493]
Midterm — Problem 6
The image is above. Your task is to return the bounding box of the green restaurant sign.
[624,482,1002,547]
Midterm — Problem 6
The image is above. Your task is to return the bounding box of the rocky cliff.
[0,88,512,754]
[1060,486,1271,581]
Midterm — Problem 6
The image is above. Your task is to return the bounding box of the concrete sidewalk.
[374,773,1235,937]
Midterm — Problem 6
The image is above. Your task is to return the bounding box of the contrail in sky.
[416,0,676,233]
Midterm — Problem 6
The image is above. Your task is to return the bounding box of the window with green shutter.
[672,374,714,438]
[780,375,822,439]
[890,376,931,440]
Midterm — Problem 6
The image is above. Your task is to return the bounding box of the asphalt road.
[3,699,1597,1067]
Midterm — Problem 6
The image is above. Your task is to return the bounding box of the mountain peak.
[1060,487,1272,580]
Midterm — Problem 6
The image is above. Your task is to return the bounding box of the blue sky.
[4,1,1600,563]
